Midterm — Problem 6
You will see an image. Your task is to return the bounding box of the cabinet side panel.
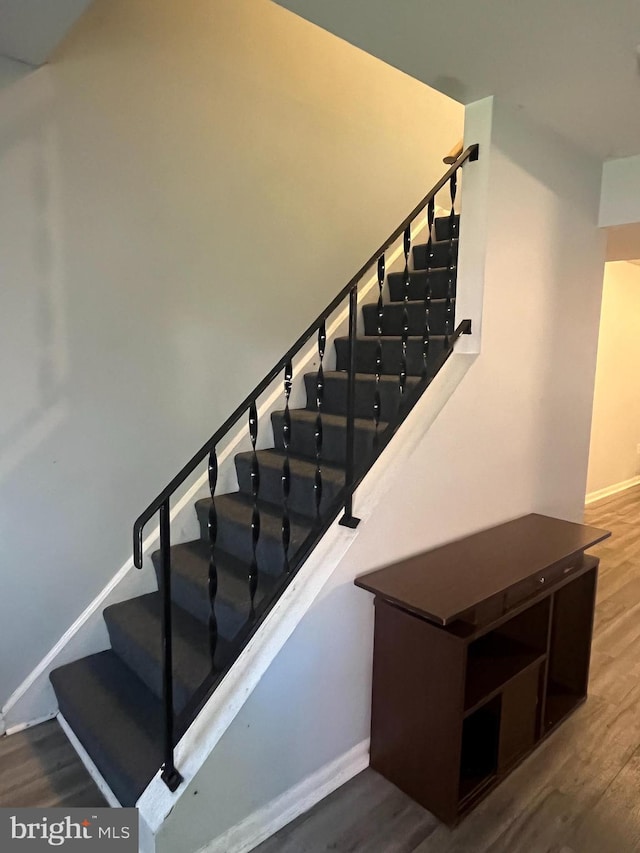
[370,598,465,824]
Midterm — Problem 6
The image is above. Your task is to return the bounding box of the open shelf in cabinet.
[543,568,597,732]
[464,599,549,712]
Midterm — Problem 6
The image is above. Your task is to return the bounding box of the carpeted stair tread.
[272,407,384,466]
[362,298,454,336]
[387,268,456,302]
[413,238,458,270]
[50,650,163,807]
[195,492,312,571]
[434,214,459,241]
[235,449,345,517]
[335,335,448,375]
[303,371,420,421]
[152,541,276,636]
[104,592,230,715]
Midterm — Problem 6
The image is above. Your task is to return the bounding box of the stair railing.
[132,143,479,791]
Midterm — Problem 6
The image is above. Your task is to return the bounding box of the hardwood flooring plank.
[0,720,106,808]
[562,746,640,853]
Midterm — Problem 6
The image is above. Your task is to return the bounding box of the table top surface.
[354,513,610,625]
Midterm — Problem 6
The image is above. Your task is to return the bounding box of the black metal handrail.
[132,143,479,791]
[132,143,478,565]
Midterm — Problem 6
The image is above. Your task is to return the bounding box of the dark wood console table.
[354,513,610,825]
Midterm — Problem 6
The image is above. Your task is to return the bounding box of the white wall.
[586,262,640,496]
[158,96,606,853]
[0,0,462,707]
[600,154,640,227]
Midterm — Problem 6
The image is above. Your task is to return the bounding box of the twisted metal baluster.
[207,449,218,667]
[314,322,326,520]
[445,172,458,349]
[248,402,260,617]
[373,254,385,445]
[423,198,435,376]
[281,359,292,573]
[399,226,411,399]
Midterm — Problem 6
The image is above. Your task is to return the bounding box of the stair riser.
[362,299,454,337]
[335,338,446,376]
[195,502,306,571]
[303,372,417,421]
[435,215,459,241]
[413,239,458,270]
[235,454,344,518]
[387,269,456,302]
[105,618,193,715]
[272,412,377,467]
[151,556,252,640]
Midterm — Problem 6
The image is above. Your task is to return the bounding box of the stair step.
[413,237,458,270]
[387,268,456,302]
[50,650,163,807]
[435,214,459,241]
[362,298,454,336]
[335,335,448,376]
[195,492,312,572]
[104,592,231,715]
[272,408,384,467]
[152,541,276,637]
[235,449,345,518]
[303,371,420,421]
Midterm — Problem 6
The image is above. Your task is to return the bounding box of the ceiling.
[0,0,92,66]
[275,0,640,161]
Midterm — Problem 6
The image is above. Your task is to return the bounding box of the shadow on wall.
[0,73,68,484]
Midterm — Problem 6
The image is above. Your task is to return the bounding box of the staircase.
[49,148,477,809]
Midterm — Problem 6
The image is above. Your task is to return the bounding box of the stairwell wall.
[0,0,462,708]
[158,96,606,852]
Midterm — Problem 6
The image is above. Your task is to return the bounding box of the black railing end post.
[133,523,143,569]
[161,764,183,792]
[342,285,359,533]
[339,513,360,529]
[461,319,472,335]
[469,144,480,162]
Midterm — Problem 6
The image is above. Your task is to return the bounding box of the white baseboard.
[585,475,640,505]
[57,713,122,808]
[5,712,56,736]
[197,740,370,853]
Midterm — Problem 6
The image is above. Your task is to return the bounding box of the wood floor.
[1,488,639,853]
[0,719,106,808]
[255,486,640,853]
